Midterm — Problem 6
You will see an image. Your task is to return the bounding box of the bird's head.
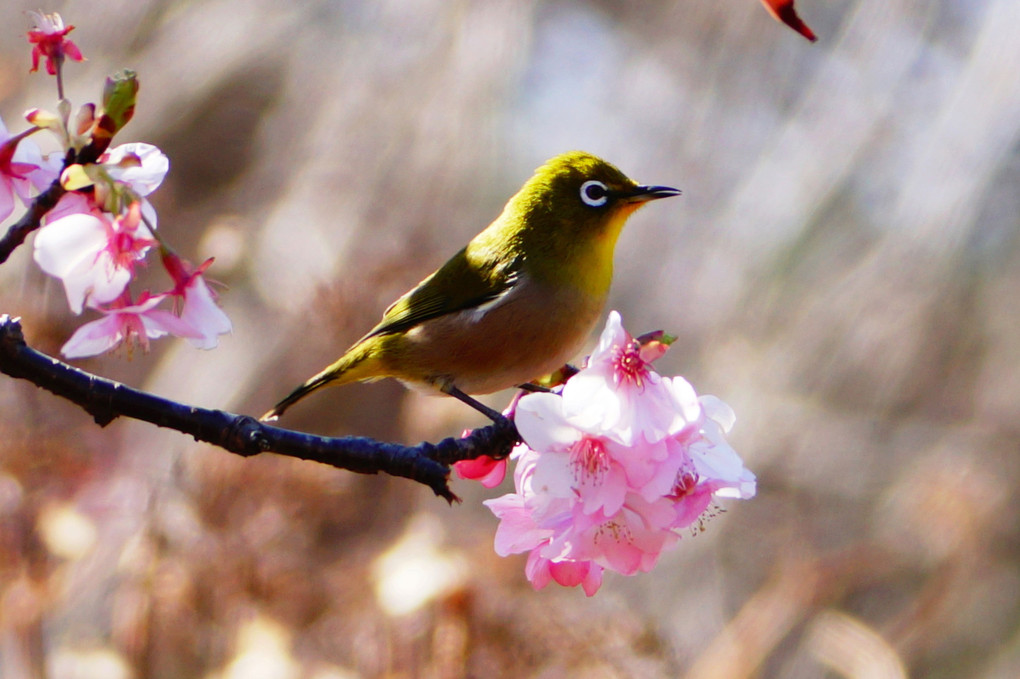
[509,151,680,246]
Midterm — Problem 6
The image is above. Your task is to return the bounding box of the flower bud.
[101,70,138,135]
[80,70,139,161]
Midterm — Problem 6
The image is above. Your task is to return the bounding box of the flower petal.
[178,274,232,348]
[33,214,122,313]
[514,392,583,452]
[61,314,124,358]
[484,493,552,556]
[104,143,169,195]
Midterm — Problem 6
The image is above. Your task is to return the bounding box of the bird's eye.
[580,180,609,207]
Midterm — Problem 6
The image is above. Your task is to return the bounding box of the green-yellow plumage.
[261,151,679,422]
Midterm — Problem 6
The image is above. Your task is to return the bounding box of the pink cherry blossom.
[525,550,603,597]
[667,466,715,529]
[61,293,199,359]
[174,272,232,349]
[33,203,154,313]
[162,253,232,349]
[518,393,658,516]
[27,11,84,76]
[686,396,757,501]
[517,390,688,508]
[486,491,552,557]
[486,486,604,596]
[547,495,680,575]
[454,454,507,488]
[561,311,698,445]
[481,312,756,595]
[0,117,59,222]
[102,143,169,228]
[102,143,168,194]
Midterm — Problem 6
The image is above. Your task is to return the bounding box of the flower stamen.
[570,438,610,486]
[612,339,650,388]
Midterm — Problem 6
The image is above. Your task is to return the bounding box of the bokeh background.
[2,0,1019,677]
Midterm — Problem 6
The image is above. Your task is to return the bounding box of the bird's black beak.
[621,185,682,203]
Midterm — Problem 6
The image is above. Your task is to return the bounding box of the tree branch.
[0,314,520,502]
[0,178,66,264]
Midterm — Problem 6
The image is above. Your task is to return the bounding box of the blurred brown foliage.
[2,0,1019,677]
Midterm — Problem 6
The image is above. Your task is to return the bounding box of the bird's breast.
[388,274,606,394]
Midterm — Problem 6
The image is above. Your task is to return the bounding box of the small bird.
[261,151,680,423]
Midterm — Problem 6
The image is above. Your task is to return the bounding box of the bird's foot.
[442,384,506,423]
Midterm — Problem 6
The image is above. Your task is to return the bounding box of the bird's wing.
[362,247,521,340]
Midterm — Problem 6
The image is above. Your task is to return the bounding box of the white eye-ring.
[580,180,609,207]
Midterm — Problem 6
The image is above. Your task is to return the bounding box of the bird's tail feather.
[259,344,374,422]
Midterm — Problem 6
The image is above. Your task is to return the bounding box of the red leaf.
[760,0,817,42]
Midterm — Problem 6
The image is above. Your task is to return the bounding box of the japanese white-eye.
[261,151,680,422]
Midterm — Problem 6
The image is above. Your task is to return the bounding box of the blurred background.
[1,0,1019,677]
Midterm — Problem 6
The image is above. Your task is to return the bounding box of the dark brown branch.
[0,178,66,264]
[0,315,520,502]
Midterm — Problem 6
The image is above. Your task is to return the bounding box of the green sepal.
[635,330,677,347]
[101,70,139,135]
[78,70,139,162]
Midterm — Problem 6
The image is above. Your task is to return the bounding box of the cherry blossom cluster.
[1,11,230,358]
[459,312,755,596]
